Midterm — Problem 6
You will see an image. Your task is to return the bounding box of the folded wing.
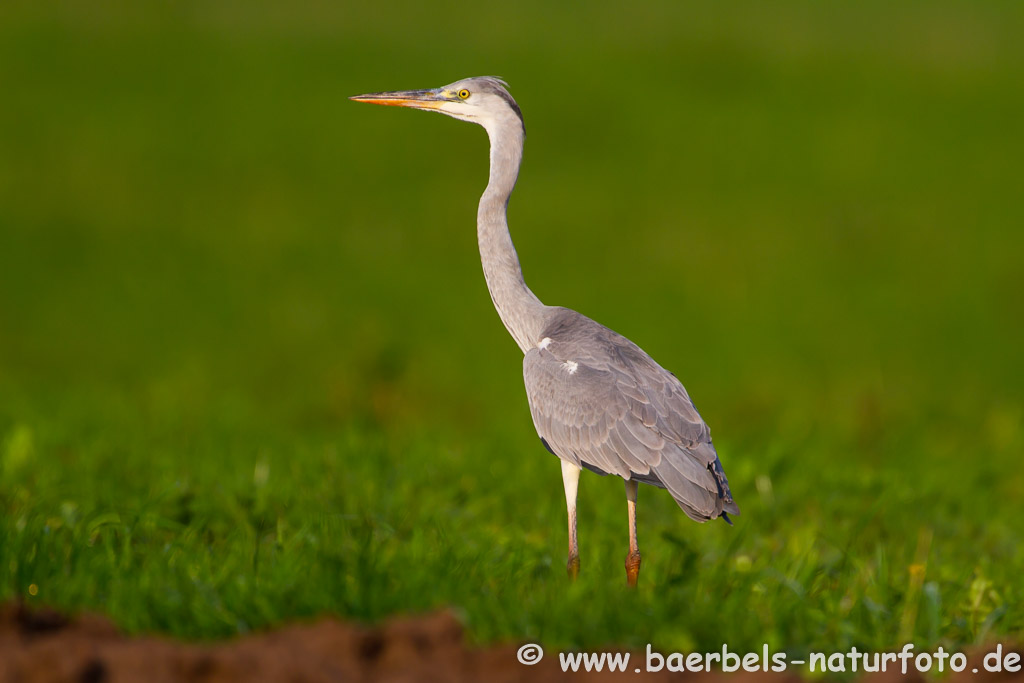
[523,308,739,522]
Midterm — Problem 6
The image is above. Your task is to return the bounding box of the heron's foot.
[625,551,641,587]
[567,554,580,580]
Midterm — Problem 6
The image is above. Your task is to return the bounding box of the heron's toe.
[567,554,580,580]
[625,551,641,588]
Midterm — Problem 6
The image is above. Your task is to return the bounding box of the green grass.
[1,0,1022,656]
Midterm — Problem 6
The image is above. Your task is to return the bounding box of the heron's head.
[350,76,523,134]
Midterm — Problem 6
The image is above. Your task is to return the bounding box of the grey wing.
[523,343,739,522]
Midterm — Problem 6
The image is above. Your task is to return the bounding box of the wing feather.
[522,308,738,521]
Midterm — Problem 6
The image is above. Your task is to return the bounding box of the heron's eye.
[458,89,470,100]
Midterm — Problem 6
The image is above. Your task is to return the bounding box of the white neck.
[476,113,549,353]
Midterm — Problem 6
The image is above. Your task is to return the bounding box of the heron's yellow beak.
[349,88,450,110]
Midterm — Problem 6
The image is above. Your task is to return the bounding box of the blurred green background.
[1,0,1022,655]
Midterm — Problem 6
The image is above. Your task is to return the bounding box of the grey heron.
[351,77,739,587]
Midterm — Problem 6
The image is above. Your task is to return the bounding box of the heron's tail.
[710,457,740,519]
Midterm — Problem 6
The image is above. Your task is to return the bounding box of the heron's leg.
[561,460,581,580]
[625,479,641,587]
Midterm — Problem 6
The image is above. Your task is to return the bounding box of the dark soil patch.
[1,602,1019,682]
